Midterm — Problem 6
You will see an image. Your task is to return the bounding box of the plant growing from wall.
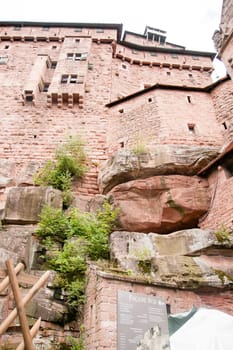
[36,202,118,315]
[214,224,232,244]
[34,135,87,207]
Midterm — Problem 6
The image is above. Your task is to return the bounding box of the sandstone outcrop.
[109,175,209,233]
[110,229,233,289]
[98,145,219,193]
[4,186,63,224]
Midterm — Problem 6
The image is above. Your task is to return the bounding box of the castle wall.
[107,89,223,154]
[211,79,233,148]
[199,167,233,231]
[84,266,233,350]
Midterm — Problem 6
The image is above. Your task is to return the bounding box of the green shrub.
[34,136,87,207]
[36,202,118,313]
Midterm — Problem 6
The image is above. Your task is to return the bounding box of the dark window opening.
[122,64,127,69]
[119,109,124,113]
[120,141,125,148]
[51,61,57,69]
[188,73,193,77]
[43,83,50,92]
[222,121,228,130]
[5,45,9,49]
[75,39,80,43]
[187,95,192,103]
[42,26,50,31]
[166,71,171,75]
[25,95,33,102]
[67,53,74,60]
[52,46,57,50]
[70,74,78,83]
[188,123,195,134]
[148,97,153,103]
[61,75,69,84]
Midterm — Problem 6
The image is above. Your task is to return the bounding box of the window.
[70,74,78,83]
[74,28,82,32]
[171,54,178,59]
[51,61,57,69]
[148,97,153,103]
[96,29,104,33]
[14,26,21,31]
[67,53,74,60]
[187,95,192,103]
[66,53,88,61]
[61,75,69,84]
[188,123,195,134]
[0,56,8,64]
[150,52,157,57]
[51,46,57,50]
[188,73,193,77]
[166,71,171,76]
[75,52,87,61]
[192,56,199,60]
[4,45,9,50]
[122,64,127,69]
[43,83,50,92]
[132,50,138,54]
[75,39,80,43]
[42,26,50,31]
[222,121,228,130]
[24,90,33,102]
[60,74,83,84]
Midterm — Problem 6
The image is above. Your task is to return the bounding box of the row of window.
[66,52,87,61]
[13,26,104,33]
[61,74,84,84]
[131,50,199,60]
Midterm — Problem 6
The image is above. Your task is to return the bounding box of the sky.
[1,0,225,76]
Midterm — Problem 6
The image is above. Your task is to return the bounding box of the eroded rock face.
[4,186,63,224]
[98,145,219,193]
[110,229,233,289]
[0,225,35,268]
[0,159,16,188]
[109,175,209,233]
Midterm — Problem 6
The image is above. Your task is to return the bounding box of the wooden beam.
[16,317,41,350]
[0,270,50,335]
[6,259,34,350]
[0,262,24,293]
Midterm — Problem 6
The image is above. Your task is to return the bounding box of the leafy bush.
[36,202,118,313]
[34,136,87,207]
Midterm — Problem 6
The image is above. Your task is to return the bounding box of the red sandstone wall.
[199,167,233,231]
[107,89,223,154]
[84,266,233,350]
[211,79,233,148]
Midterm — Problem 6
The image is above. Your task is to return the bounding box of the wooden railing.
[0,259,50,350]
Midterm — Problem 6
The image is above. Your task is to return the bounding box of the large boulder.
[0,225,35,268]
[109,175,209,233]
[110,229,233,289]
[98,145,219,193]
[4,186,63,224]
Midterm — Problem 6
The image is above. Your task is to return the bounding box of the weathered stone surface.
[110,229,233,289]
[4,186,63,224]
[98,145,219,193]
[0,225,35,268]
[26,287,69,323]
[17,161,41,186]
[109,175,210,233]
[0,159,16,188]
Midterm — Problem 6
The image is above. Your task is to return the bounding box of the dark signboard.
[117,290,170,350]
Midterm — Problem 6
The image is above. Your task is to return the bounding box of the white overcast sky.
[1,0,225,76]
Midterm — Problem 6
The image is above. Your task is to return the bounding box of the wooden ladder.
[0,259,50,350]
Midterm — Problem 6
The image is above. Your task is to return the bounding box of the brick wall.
[107,88,223,154]
[84,265,233,350]
[199,167,233,231]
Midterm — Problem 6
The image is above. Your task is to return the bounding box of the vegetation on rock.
[36,202,118,315]
[34,136,87,207]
